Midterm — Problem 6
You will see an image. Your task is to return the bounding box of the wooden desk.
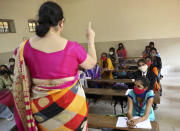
[118,57,142,60]
[85,88,160,104]
[87,79,134,84]
[117,69,137,72]
[84,88,126,97]
[88,114,159,131]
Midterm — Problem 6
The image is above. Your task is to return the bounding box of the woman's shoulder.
[67,40,84,50]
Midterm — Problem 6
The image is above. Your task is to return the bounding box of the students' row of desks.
[88,113,159,131]
[87,79,135,84]
[86,79,160,104]
[84,88,160,104]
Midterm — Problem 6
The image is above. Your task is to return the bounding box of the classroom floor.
[0,72,180,131]
[88,72,180,131]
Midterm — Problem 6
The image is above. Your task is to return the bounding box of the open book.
[116,116,152,129]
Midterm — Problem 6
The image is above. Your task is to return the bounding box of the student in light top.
[127,77,155,128]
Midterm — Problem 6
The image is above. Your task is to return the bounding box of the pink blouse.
[23,40,87,79]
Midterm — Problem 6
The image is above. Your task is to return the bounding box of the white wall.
[0,0,180,71]
[60,0,180,43]
[0,0,57,53]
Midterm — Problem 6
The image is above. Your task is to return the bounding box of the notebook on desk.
[116,116,152,129]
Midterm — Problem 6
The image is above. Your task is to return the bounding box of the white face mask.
[109,52,113,55]
[152,53,156,57]
[9,62,15,66]
[138,65,148,72]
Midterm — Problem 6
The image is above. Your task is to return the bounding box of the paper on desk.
[116,116,152,129]
[131,79,135,82]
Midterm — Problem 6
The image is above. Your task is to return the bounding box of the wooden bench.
[87,79,134,84]
[88,114,159,131]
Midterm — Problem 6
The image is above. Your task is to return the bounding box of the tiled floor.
[0,72,180,131]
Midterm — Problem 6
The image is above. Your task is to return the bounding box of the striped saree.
[13,40,88,131]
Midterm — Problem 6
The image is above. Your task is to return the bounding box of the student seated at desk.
[108,47,118,68]
[85,64,101,88]
[116,43,127,58]
[127,77,155,128]
[150,47,162,73]
[99,52,114,79]
[149,42,160,57]
[0,65,14,108]
[0,65,13,91]
[142,46,151,58]
[129,59,158,90]
[85,64,101,79]
[145,56,160,110]
[145,56,160,92]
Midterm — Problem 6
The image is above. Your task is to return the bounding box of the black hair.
[101,52,108,58]
[36,1,64,37]
[150,47,157,53]
[0,65,9,71]
[118,43,125,49]
[135,77,150,89]
[9,58,15,62]
[137,59,146,66]
[149,41,155,47]
[109,47,115,52]
[145,56,152,61]
[145,46,150,50]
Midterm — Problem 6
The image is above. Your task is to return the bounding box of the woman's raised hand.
[87,22,95,43]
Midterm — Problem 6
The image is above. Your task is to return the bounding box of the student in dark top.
[149,41,155,48]
[150,48,162,72]
[149,42,160,57]
[8,58,15,75]
[129,59,158,90]
[142,46,151,58]
[108,47,118,67]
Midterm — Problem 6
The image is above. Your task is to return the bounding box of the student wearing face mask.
[108,47,118,67]
[0,65,13,90]
[145,56,160,91]
[150,48,162,72]
[99,52,114,79]
[129,59,158,90]
[116,43,127,58]
[0,65,14,110]
[145,56,160,110]
[127,77,155,128]
[142,46,151,58]
[8,58,15,75]
[149,42,160,57]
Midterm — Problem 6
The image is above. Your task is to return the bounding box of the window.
[28,20,37,32]
[0,19,16,33]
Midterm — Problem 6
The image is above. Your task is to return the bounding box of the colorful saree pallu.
[13,40,88,131]
[31,81,88,131]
